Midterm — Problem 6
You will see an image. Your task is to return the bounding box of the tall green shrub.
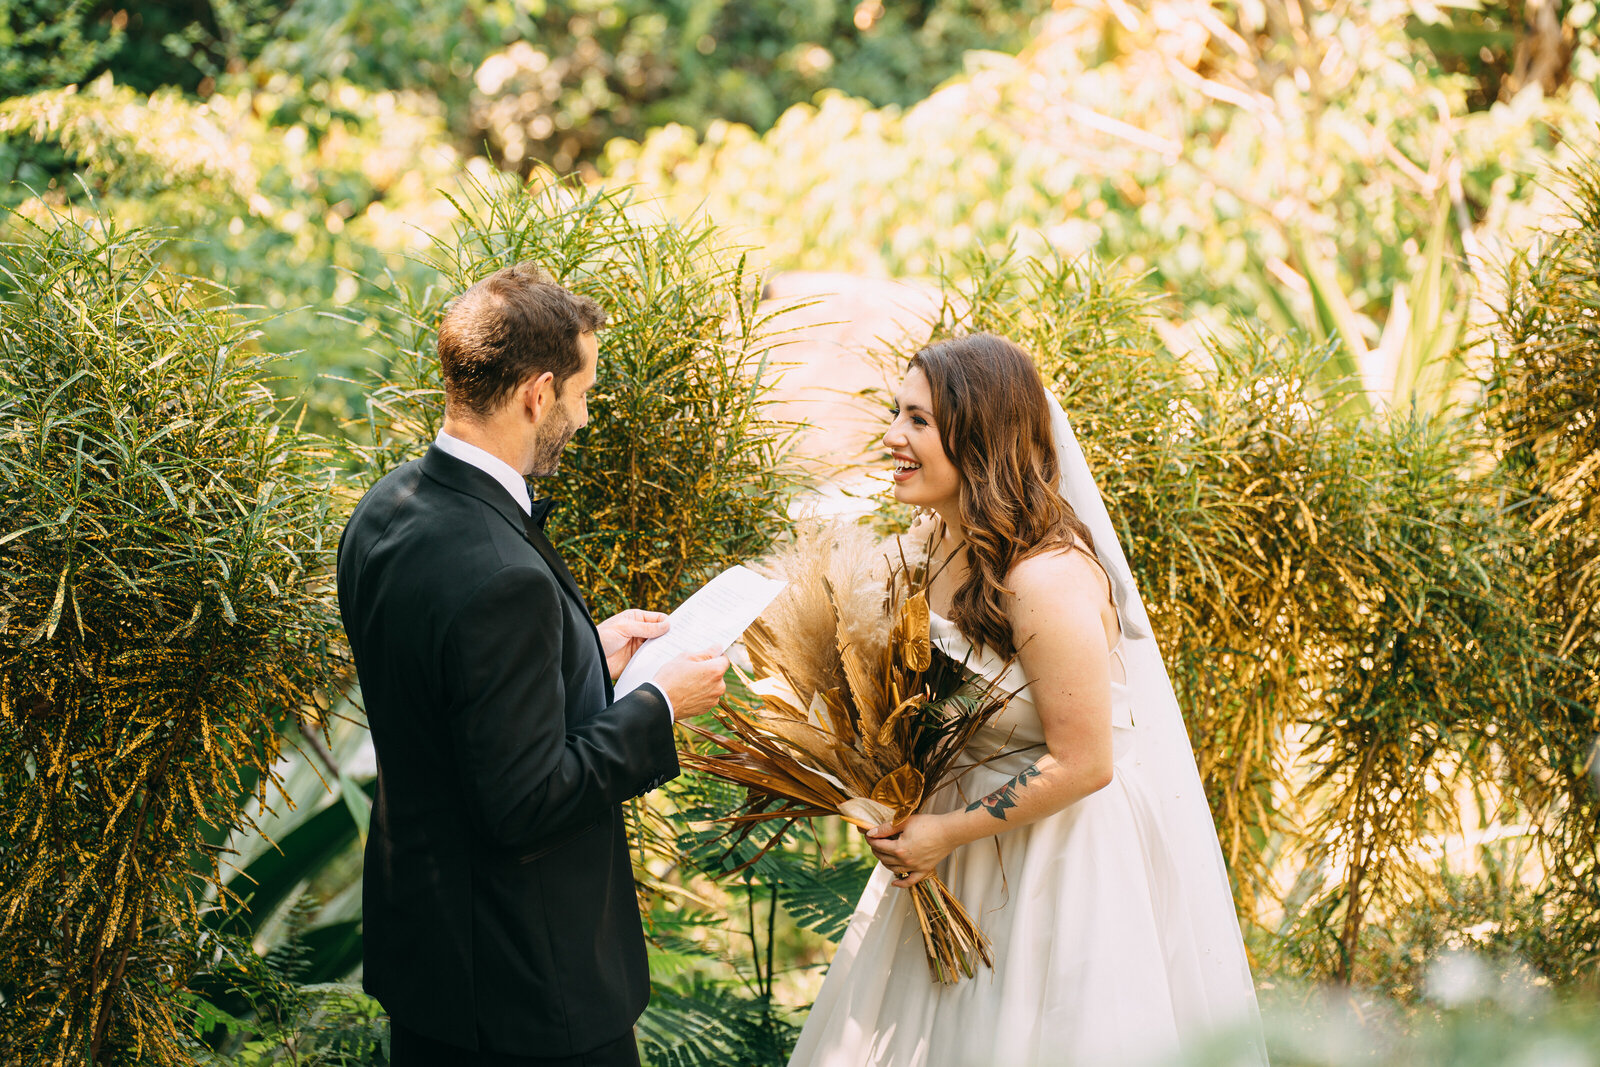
[1486,151,1600,984]
[355,170,796,619]
[0,0,122,97]
[0,210,342,1065]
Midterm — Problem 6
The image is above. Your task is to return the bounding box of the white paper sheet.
[614,565,789,699]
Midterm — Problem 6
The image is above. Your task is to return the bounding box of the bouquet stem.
[908,876,993,983]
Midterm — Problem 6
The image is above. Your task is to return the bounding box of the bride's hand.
[865,814,955,888]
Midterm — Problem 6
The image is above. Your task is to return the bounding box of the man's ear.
[517,370,557,423]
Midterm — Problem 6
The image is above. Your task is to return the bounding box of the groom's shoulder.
[345,456,529,570]
[346,457,429,531]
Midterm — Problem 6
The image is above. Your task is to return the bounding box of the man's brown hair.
[436,263,606,418]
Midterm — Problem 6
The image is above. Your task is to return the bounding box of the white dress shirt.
[435,430,532,515]
[433,430,676,723]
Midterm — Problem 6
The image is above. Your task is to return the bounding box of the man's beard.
[528,412,577,477]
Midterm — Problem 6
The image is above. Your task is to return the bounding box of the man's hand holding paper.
[615,565,789,717]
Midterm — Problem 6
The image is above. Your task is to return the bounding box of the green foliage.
[1345,862,1594,1003]
[0,207,343,1064]
[66,0,1050,176]
[604,0,1596,391]
[185,899,387,1065]
[144,0,295,92]
[0,1,122,202]
[1405,0,1595,109]
[471,0,1051,173]
[0,75,457,431]
[0,77,258,203]
[638,979,799,1067]
[252,0,523,120]
[0,0,122,97]
[1484,147,1600,983]
[354,168,798,617]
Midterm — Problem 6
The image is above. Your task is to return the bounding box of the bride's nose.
[883,419,906,450]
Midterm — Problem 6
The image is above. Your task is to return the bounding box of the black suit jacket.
[336,446,679,1056]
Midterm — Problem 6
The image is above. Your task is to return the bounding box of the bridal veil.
[1047,392,1269,1061]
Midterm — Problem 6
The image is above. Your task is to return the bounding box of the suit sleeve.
[443,563,679,852]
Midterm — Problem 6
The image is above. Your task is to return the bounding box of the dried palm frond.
[680,523,1015,982]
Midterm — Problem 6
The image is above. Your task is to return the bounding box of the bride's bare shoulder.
[1006,545,1120,648]
[1007,545,1111,605]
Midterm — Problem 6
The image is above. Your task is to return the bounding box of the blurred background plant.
[3,0,1600,1063]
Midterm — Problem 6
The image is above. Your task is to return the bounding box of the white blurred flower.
[1426,951,1492,1007]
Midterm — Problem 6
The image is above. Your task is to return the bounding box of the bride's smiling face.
[884,367,962,513]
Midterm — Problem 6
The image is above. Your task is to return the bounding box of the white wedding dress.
[787,398,1266,1067]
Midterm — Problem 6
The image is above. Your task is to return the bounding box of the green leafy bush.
[0,208,342,1065]
[186,898,387,1066]
[0,0,122,97]
[353,168,798,618]
[1484,148,1600,985]
[468,0,1051,173]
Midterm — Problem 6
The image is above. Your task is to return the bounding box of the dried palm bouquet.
[678,523,1015,983]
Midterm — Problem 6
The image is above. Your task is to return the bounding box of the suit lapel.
[525,503,616,704]
[420,445,614,700]
[521,502,590,616]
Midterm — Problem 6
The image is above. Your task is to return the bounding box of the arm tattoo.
[965,763,1042,821]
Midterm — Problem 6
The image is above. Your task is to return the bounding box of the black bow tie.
[525,497,556,534]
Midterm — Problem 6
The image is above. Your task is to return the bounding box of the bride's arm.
[866,550,1118,887]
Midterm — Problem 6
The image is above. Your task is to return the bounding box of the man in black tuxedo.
[337,264,729,1066]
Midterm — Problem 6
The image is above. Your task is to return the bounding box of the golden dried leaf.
[749,674,807,719]
[870,764,924,820]
[895,591,932,671]
[840,642,883,718]
[877,693,926,749]
[833,746,880,797]
[757,716,853,780]
[818,686,857,745]
[742,618,783,677]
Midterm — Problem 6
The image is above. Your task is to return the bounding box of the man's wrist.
[646,681,675,724]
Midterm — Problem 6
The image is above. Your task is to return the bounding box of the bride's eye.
[888,406,901,418]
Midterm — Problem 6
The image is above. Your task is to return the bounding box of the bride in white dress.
[787,334,1266,1067]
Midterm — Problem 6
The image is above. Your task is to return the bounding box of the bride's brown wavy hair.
[911,333,1099,658]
